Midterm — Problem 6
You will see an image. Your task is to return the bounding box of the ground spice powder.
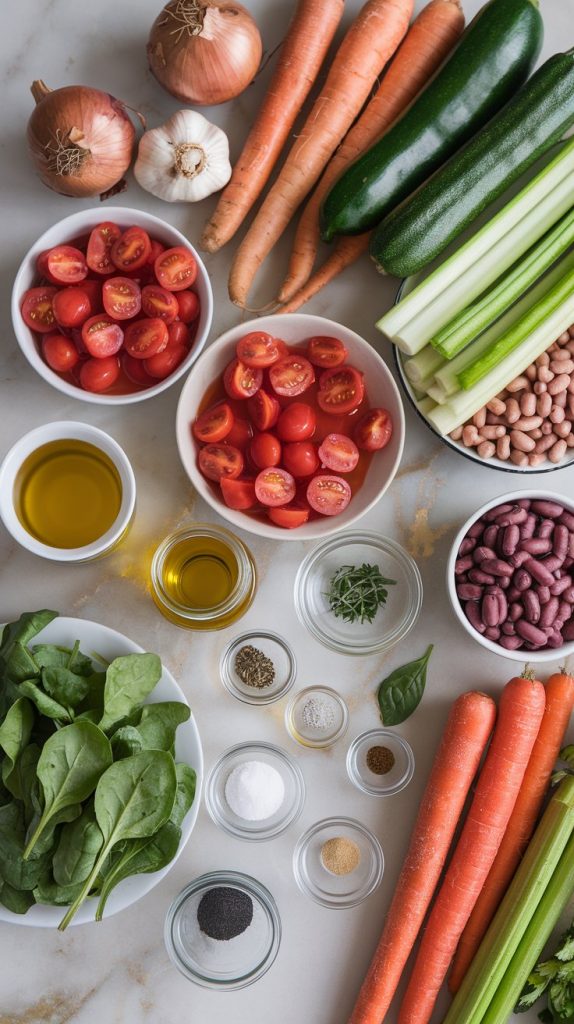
[197,886,254,940]
[321,837,361,876]
[366,745,395,775]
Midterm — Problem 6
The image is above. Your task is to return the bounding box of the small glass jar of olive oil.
[150,525,256,630]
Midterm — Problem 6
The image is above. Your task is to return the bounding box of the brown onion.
[27,81,136,199]
[147,0,262,106]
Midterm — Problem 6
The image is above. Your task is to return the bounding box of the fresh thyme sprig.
[325,563,397,625]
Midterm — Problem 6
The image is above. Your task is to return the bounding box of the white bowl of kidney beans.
[11,207,213,404]
[448,492,574,662]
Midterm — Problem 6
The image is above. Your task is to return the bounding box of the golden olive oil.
[15,439,122,548]
[162,535,239,609]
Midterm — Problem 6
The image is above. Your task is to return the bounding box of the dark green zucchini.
[319,0,543,242]
[371,49,574,277]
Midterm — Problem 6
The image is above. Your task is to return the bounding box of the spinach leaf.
[19,680,73,724]
[33,869,84,907]
[3,743,40,821]
[75,710,102,725]
[0,698,34,791]
[136,702,190,752]
[24,721,112,860]
[4,643,40,684]
[111,726,143,760]
[0,877,35,914]
[98,654,162,733]
[0,802,50,890]
[42,667,90,709]
[53,802,103,887]
[172,763,197,829]
[0,611,58,662]
[25,803,82,858]
[76,672,106,716]
[58,749,176,930]
[377,645,433,726]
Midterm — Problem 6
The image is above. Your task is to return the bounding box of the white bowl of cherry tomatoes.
[11,207,213,404]
[176,314,405,538]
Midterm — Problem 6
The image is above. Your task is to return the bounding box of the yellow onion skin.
[27,84,136,199]
[147,0,262,107]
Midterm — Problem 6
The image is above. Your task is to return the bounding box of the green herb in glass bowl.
[325,564,397,625]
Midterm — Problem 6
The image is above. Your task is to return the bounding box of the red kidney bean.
[474,546,497,564]
[481,558,513,577]
[510,550,530,568]
[539,596,559,628]
[457,583,483,601]
[507,586,521,602]
[558,599,571,622]
[531,499,564,518]
[524,557,555,586]
[514,569,532,591]
[502,622,516,635]
[482,593,500,627]
[484,504,513,522]
[469,569,496,585]
[536,586,551,604]
[497,592,508,623]
[547,630,565,649]
[560,510,574,530]
[515,500,532,510]
[553,525,570,559]
[563,621,574,641]
[509,602,524,621]
[455,556,474,574]
[483,525,499,548]
[484,626,501,641]
[537,519,555,540]
[550,576,572,596]
[563,586,574,603]
[569,534,574,558]
[521,514,537,540]
[543,555,564,573]
[521,538,552,555]
[502,525,520,556]
[496,507,528,527]
[523,590,541,623]
[464,600,486,634]
[499,577,511,590]
[516,620,547,645]
[458,537,476,556]
[468,521,485,538]
[500,635,524,650]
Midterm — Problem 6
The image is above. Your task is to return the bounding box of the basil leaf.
[377,645,433,726]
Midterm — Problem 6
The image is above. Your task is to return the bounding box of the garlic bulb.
[134,110,231,202]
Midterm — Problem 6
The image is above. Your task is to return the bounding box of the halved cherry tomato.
[276,402,316,442]
[81,315,124,358]
[141,284,179,323]
[122,352,156,387]
[36,249,61,284]
[80,280,103,313]
[155,246,197,291]
[318,433,359,473]
[250,432,282,470]
[111,227,152,271]
[177,290,200,323]
[236,331,283,368]
[220,477,257,510]
[226,417,253,449]
[247,389,280,430]
[254,468,296,507]
[353,408,393,451]
[306,335,348,368]
[307,475,351,516]
[223,359,262,400]
[269,355,315,397]
[282,441,319,478]
[42,333,80,373]
[167,321,190,347]
[21,287,58,332]
[198,444,243,482]
[268,503,310,529]
[80,355,120,393]
[86,222,121,275]
[103,277,142,321]
[46,246,88,285]
[124,318,169,359]
[52,287,91,329]
[193,402,234,444]
[147,239,165,266]
[144,344,187,379]
[317,366,364,414]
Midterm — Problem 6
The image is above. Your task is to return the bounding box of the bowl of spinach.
[0,610,203,928]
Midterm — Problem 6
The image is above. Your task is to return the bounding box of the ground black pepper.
[234,645,275,689]
[197,886,254,941]
[366,745,395,775]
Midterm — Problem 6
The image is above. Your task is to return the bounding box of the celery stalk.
[376,137,574,354]
[443,776,574,1024]
[481,828,574,1024]
[459,257,574,390]
[431,206,574,359]
[403,346,445,385]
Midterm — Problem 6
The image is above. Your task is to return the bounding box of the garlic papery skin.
[134,110,231,202]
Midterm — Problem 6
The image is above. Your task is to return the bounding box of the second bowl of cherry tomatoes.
[176,314,405,539]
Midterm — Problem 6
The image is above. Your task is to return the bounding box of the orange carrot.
[279,0,465,304]
[280,235,370,313]
[199,0,344,255]
[228,0,413,309]
[448,669,574,993]
[348,691,496,1024]
[397,675,546,1024]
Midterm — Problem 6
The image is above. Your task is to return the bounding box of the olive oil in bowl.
[15,439,123,549]
[151,525,256,630]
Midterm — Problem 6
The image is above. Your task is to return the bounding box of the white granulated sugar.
[225,760,285,821]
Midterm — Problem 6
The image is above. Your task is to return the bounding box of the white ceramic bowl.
[11,206,213,405]
[447,489,574,663]
[176,314,405,540]
[0,616,203,927]
[0,420,136,562]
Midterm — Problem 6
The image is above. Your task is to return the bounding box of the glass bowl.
[293,817,384,908]
[220,631,296,706]
[164,871,281,989]
[285,686,349,749]
[347,729,415,796]
[205,741,305,841]
[294,531,423,655]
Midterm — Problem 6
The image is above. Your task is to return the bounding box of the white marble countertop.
[1,0,573,1021]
